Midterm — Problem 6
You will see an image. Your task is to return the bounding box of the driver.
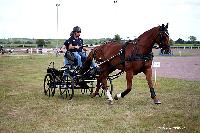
[61,26,96,68]
[61,26,87,67]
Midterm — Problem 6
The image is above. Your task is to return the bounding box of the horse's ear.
[165,23,168,29]
[160,24,165,31]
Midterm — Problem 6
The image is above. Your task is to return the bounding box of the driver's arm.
[69,44,79,49]
[60,45,67,53]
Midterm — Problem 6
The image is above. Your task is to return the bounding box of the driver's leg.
[73,52,82,67]
[79,52,96,67]
[64,56,69,66]
[79,52,87,62]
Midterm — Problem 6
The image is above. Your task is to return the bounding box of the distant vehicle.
[38,48,43,54]
[0,47,14,54]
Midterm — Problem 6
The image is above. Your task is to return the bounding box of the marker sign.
[153,62,160,83]
[153,62,160,68]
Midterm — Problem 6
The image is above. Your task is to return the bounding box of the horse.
[81,23,170,104]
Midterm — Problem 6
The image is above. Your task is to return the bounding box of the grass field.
[0,55,200,133]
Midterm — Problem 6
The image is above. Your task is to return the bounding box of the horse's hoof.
[90,92,98,98]
[108,100,113,105]
[90,93,95,98]
[154,99,161,104]
[114,94,119,100]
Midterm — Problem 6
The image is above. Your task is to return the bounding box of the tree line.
[0,35,199,48]
[170,36,200,45]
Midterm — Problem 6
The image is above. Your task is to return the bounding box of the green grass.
[0,55,200,133]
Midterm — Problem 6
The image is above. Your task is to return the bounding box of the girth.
[126,52,154,62]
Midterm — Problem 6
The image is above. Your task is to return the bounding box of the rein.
[95,48,124,66]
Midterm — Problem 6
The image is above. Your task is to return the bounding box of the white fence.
[171,46,200,49]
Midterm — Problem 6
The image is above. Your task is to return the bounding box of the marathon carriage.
[43,51,114,100]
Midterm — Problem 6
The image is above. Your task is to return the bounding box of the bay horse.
[82,23,170,104]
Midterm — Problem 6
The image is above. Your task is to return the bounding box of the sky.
[0,0,200,41]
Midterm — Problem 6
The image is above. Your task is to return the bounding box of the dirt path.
[152,56,200,81]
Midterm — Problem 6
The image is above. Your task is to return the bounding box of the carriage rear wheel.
[44,73,56,97]
[65,74,74,100]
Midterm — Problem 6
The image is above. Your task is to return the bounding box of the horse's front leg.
[101,78,113,105]
[144,68,161,104]
[91,78,101,98]
[114,71,133,100]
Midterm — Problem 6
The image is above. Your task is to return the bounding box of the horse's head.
[155,23,170,51]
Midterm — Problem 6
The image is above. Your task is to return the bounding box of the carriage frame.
[43,54,114,100]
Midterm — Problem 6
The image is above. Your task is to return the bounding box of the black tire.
[65,74,74,100]
[44,73,56,97]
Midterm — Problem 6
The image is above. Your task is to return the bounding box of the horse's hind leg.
[144,68,161,104]
[114,71,133,100]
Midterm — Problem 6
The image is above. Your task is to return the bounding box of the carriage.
[43,51,114,100]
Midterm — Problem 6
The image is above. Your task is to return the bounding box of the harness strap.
[126,52,154,62]
[93,42,154,74]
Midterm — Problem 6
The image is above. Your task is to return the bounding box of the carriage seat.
[64,51,87,67]
[64,51,78,66]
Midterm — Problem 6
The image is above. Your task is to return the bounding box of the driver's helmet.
[73,26,81,33]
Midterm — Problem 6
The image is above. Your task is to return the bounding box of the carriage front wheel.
[44,73,56,97]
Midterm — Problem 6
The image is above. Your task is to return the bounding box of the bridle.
[156,27,169,49]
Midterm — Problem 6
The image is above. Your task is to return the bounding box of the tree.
[36,39,45,47]
[169,38,175,45]
[175,38,185,44]
[14,40,22,44]
[113,34,121,43]
[188,36,197,44]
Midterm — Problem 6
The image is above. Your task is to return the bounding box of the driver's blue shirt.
[64,36,83,52]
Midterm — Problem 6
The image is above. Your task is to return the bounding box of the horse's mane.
[138,26,159,39]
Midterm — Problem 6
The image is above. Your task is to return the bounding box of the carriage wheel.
[59,79,67,98]
[65,74,74,100]
[44,73,56,97]
[89,82,94,94]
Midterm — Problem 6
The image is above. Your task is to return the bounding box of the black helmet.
[73,26,81,33]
